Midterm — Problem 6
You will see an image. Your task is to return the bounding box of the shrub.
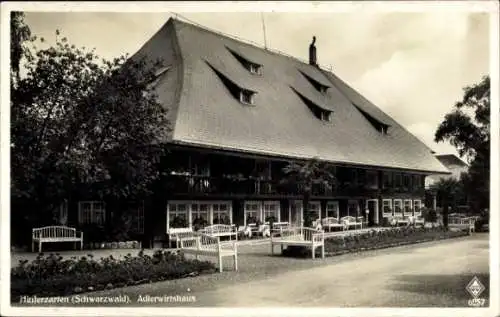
[11,249,216,301]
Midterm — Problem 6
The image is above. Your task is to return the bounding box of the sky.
[21,9,491,159]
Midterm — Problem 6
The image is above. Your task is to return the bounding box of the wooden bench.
[32,226,83,252]
[393,215,409,226]
[449,217,475,233]
[199,224,237,240]
[270,227,325,259]
[341,216,363,230]
[321,217,345,232]
[267,221,289,230]
[179,232,238,272]
[167,227,194,248]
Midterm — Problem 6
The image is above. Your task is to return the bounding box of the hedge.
[282,226,469,258]
[11,249,216,302]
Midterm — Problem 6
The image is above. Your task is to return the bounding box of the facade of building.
[64,18,451,245]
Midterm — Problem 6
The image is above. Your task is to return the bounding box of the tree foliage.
[434,76,490,212]
[11,16,171,226]
[429,177,464,228]
[281,157,336,227]
[10,12,34,85]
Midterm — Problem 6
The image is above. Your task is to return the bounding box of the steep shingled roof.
[132,18,450,174]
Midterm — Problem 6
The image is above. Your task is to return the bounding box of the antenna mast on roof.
[261,12,268,50]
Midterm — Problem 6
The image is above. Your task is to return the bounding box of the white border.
[1,1,499,317]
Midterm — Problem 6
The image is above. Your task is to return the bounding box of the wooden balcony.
[166,175,424,197]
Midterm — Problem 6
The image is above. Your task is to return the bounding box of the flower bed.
[282,226,469,258]
[11,249,216,302]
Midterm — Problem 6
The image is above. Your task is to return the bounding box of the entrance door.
[365,199,379,226]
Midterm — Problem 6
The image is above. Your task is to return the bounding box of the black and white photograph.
[1,1,498,316]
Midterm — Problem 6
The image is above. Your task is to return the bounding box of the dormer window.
[299,70,330,94]
[205,60,257,106]
[240,89,255,105]
[321,111,331,122]
[291,87,333,122]
[226,46,263,75]
[354,104,391,135]
[248,63,262,75]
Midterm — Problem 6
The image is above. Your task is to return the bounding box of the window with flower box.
[191,203,210,229]
[78,201,105,225]
[393,199,403,216]
[263,201,280,222]
[168,202,189,229]
[382,199,393,217]
[413,200,422,216]
[404,199,413,216]
[244,201,261,225]
[326,201,339,219]
[213,203,231,224]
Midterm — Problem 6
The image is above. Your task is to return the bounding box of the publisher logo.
[466,276,486,307]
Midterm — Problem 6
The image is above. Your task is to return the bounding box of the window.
[383,172,393,188]
[350,169,359,185]
[326,201,339,219]
[244,201,261,225]
[191,203,210,222]
[248,63,262,75]
[308,202,321,220]
[366,171,379,189]
[394,173,402,188]
[403,174,411,190]
[413,200,422,216]
[382,199,393,217]
[168,202,188,228]
[393,199,403,215]
[347,200,359,217]
[213,203,231,224]
[404,199,413,216]
[263,201,280,222]
[78,201,105,225]
[240,89,255,105]
[413,175,424,190]
[320,111,331,121]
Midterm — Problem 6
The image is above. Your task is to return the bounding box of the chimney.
[309,36,317,66]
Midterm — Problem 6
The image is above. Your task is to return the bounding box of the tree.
[430,178,464,229]
[435,76,490,214]
[10,21,171,237]
[10,12,33,86]
[281,157,336,227]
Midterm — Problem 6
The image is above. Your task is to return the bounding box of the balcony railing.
[166,175,423,197]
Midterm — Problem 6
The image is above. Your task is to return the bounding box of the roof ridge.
[168,14,335,72]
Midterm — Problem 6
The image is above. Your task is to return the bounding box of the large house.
[67,18,450,246]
